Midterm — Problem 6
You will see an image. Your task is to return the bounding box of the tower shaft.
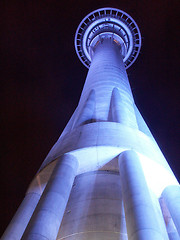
[2,7,180,240]
[80,39,132,116]
[77,39,137,129]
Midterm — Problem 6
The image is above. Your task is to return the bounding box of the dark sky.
[1,0,179,235]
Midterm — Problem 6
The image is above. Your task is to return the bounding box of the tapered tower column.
[22,154,78,240]
[82,38,138,128]
[74,8,141,126]
[3,7,179,240]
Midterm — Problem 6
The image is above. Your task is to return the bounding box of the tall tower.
[2,7,180,240]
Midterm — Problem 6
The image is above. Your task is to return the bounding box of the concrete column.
[1,192,40,240]
[22,154,78,240]
[159,197,179,239]
[118,150,165,240]
[167,219,180,240]
[111,87,138,129]
[162,185,180,236]
[75,89,95,127]
[120,202,128,240]
[133,104,155,140]
[57,170,126,239]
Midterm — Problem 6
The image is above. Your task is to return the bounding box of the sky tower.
[2,7,180,240]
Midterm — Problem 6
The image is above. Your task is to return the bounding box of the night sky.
[1,0,179,235]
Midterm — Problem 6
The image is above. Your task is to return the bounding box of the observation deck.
[75,7,142,69]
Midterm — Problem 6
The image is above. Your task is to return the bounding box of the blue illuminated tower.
[2,7,180,240]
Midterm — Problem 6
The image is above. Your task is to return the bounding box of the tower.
[2,6,180,240]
